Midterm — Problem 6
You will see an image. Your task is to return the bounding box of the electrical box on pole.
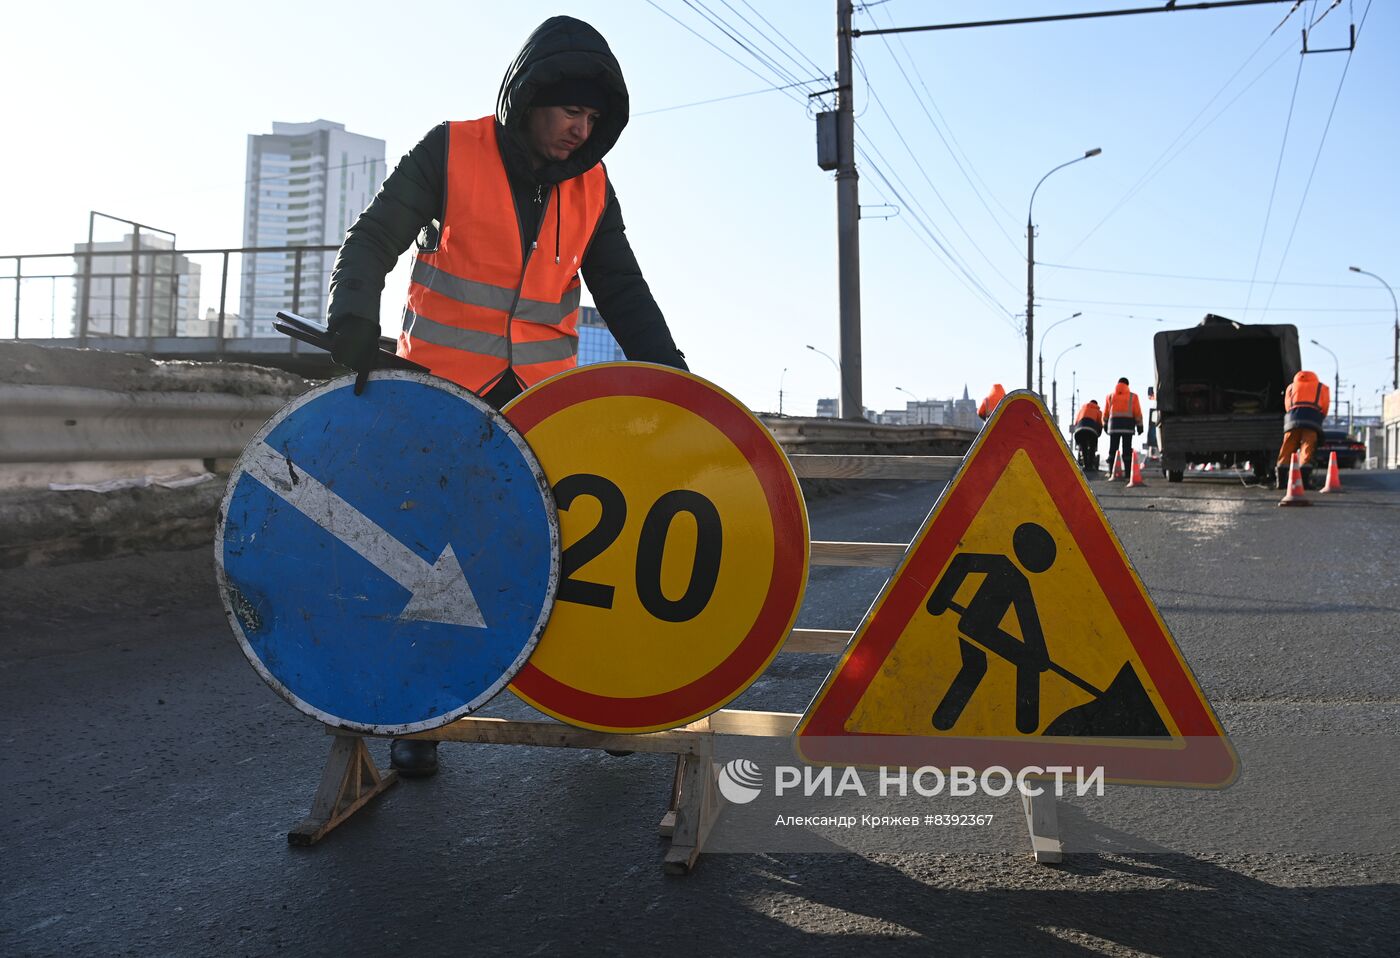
[816,111,838,171]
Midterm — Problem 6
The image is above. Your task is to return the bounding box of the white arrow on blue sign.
[216,371,559,734]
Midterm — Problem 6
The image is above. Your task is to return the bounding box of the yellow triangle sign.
[796,391,1237,786]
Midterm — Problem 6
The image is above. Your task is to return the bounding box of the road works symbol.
[217,371,559,736]
[796,390,1237,787]
[504,363,809,734]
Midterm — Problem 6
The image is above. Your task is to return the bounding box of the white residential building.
[72,233,201,338]
[241,120,385,336]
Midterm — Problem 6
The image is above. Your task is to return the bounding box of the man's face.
[524,105,601,168]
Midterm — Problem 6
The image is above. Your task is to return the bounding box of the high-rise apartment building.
[241,120,385,336]
[576,305,625,366]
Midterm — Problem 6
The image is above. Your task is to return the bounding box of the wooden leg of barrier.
[288,734,398,846]
[663,752,723,876]
[658,755,686,838]
[1021,790,1063,864]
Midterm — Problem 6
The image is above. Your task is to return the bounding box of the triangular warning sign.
[795,391,1236,786]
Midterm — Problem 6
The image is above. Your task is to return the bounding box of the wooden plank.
[397,709,804,749]
[811,540,908,567]
[399,716,712,754]
[782,628,852,654]
[703,709,801,737]
[789,454,962,481]
[1021,791,1064,865]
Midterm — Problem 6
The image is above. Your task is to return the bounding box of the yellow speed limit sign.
[504,363,809,732]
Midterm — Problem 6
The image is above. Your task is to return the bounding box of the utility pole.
[836,0,863,419]
[1026,220,1035,391]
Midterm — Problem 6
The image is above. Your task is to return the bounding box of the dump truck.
[1152,314,1301,483]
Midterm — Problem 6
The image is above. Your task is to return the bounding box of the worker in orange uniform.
[323,16,687,779]
[1274,369,1330,489]
[1103,377,1143,473]
[977,383,1006,420]
[1072,399,1103,472]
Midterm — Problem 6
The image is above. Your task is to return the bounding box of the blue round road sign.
[216,371,559,734]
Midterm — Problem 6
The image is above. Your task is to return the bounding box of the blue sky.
[2,1,1395,417]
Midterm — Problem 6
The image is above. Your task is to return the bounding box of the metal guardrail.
[1,384,971,468]
[0,384,286,463]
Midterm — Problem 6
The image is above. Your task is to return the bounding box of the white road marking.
[242,441,487,628]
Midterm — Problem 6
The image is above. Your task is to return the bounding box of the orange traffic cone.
[1320,451,1343,494]
[1126,450,1147,487]
[1111,449,1125,480]
[1278,453,1311,507]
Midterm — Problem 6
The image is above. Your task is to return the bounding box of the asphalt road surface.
[3,469,1398,956]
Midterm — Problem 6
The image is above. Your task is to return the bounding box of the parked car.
[1313,428,1366,469]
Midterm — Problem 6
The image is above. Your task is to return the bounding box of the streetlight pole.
[1037,310,1082,396]
[1052,342,1082,428]
[1310,338,1340,424]
[806,344,841,415]
[1027,148,1101,389]
[779,366,788,416]
[1349,266,1398,390]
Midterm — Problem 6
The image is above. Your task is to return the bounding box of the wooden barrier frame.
[287,453,1064,870]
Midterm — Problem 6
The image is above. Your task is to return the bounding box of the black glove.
[1136,425,1144,435]
[326,313,380,394]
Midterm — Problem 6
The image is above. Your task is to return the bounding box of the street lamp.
[1037,310,1082,396]
[779,366,788,416]
[1027,147,1102,389]
[1309,338,1340,424]
[1052,342,1081,426]
[1348,266,1399,389]
[806,344,841,414]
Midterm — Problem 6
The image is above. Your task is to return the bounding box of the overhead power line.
[850,1,1301,37]
[644,0,812,108]
[865,1,1023,259]
[1038,261,1378,289]
[634,79,821,117]
[858,75,1019,294]
[1257,0,1372,318]
[858,146,1021,333]
[1038,294,1394,313]
[1241,49,1307,321]
[1066,31,1297,258]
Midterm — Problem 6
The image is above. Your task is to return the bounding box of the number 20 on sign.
[504,363,810,733]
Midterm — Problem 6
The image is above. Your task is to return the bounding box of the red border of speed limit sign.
[505,363,808,730]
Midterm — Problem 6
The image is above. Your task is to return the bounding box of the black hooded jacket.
[326,16,686,406]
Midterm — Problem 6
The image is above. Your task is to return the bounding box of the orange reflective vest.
[1074,401,1102,435]
[1103,384,1142,434]
[1283,371,1329,433]
[398,117,609,392]
[977,383,1005,419]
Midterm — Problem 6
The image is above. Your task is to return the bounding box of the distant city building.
[576,305,624,365]
[187,307,244,339]
[876,387,979,429]
[816,398,838,418]
[72,233,201,338]
[241,120,385,336]
[952,384,979,430]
